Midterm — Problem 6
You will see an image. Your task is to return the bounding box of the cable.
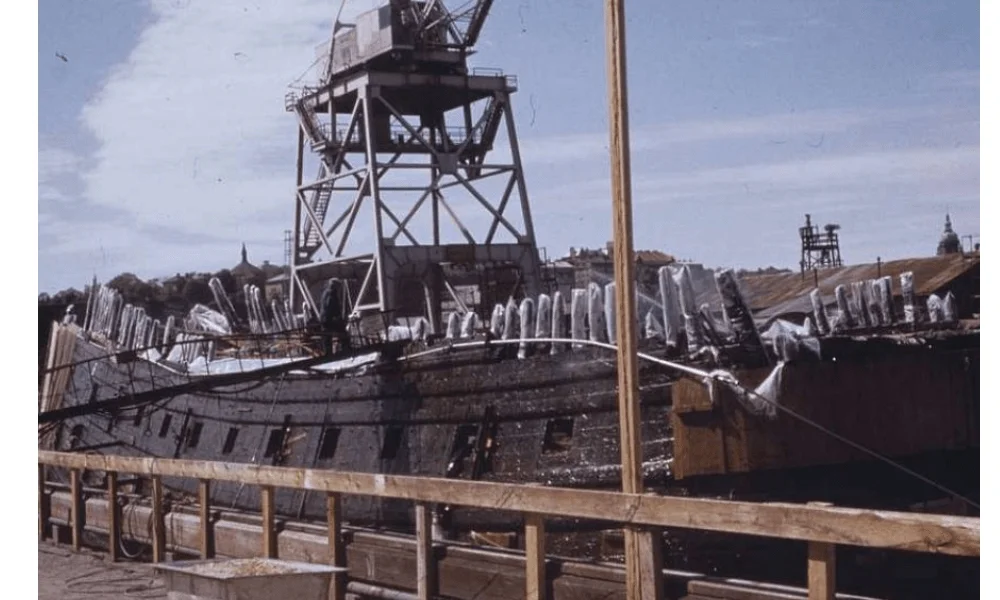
[118,499,145,560]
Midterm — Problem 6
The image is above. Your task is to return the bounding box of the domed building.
[231,243,266,289]
[936,214,962,256]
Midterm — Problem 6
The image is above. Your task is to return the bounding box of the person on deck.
[319,278,351,355]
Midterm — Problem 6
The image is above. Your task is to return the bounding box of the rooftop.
[741,253,980,318]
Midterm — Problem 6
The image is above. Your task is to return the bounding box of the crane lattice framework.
[285,0,541,331]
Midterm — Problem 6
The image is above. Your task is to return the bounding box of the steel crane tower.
[286,0,541,332]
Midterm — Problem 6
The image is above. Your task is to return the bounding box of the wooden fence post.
[70,468,83,551]
[415,503,436,599]
[107,472,120,561]
[38,464,49,542]
[525,513,546,600]
[327,493,346,600]
[199,479,213,559]
[261,485,277,558]
[808,541,836,600]
[151,476,166,562]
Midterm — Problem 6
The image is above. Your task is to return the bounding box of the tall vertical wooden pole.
[604,0,664,598]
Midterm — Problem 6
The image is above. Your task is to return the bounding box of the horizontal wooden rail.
[38,450,979,557]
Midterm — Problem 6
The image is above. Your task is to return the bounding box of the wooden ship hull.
[42,327,681,532]
[39,314,980,539]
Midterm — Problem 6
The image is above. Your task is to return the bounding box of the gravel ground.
[38,543,165,600]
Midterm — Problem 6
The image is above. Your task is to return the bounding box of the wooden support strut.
[808,542,836,600]
[151,476,166,563]
[415,503,436,599]
[262,485,277,559]
[107,472,121,562]
[70,468,82,552]
[39,465,49,542]
[199,479,213,559]
[327,493,346,600]
[525,513,547,600]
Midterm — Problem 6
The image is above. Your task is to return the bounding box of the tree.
[182,278,213,306]
[108,272,158,305]
[213,268,237,294]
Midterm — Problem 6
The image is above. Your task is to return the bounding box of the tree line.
[38,268,268,322]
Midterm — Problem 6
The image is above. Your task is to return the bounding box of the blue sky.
[37,0,980,292]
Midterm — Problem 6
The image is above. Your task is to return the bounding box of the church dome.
[232,243,264,282]
[936,214,961,256]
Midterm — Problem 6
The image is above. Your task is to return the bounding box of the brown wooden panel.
[673,355,975,478]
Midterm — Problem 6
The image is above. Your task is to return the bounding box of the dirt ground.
[38,542,165,600]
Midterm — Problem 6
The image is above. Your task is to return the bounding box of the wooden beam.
[38,464,49,542]
[37,451,981,557]
[199,479,213,559]
[415,503,435,599]
[604,0,664,596]
[327,493,346,600]
[525,513,546,600]
[262,485,278,558]
[637,526,665,598]
[70,468,82,551]
[807,542,836,600]
[603,0,641,502]
[151,476,166,563]
[107,472,120,562]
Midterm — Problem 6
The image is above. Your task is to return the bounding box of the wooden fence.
[38,450,979,600]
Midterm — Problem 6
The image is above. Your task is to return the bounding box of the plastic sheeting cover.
[188,304,232,335]
[760,319,821,361]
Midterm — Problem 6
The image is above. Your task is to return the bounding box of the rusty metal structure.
[285,0,540,332]
[799,213,843,272]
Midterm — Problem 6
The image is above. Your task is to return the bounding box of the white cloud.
[38,145,80,178]
[79,0,334,242]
